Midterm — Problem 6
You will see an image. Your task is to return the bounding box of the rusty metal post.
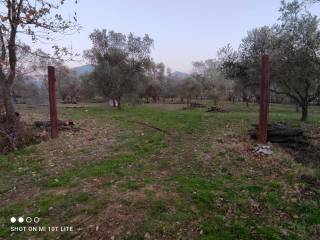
[48,66,58,138]
[259,55,270,144]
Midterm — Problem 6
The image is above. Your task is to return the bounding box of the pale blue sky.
[29,0,320,73]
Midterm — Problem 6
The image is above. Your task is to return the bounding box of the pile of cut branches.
[206,106,227,113]
[249,122,320,166]
[34,120,77,131]
[0,119,44,154]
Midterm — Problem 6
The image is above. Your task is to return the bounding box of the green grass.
[43,154,135,188]
[0,192,91,239]
[0,102,319,239]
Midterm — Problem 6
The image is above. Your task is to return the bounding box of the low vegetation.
[0,103,319,239]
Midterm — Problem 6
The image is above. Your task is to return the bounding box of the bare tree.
[0,0,79,123]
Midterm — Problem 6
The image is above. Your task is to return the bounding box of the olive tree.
[218,26,275,106]
[85,29,153,108]
[219,0,320,121]
[271,0,320,121]
[56,65,79,103]
[192,59,227,105]
[180,77,201,106]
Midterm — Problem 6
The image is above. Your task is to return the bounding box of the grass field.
[0,102,320,240]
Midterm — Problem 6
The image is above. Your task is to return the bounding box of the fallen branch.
[129,121,167,134]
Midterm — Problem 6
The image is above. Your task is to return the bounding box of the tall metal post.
[259,55,270,144]
[48,66,58,138]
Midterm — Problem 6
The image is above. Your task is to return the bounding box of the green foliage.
[218,0,320,121]
[85,29,154,107]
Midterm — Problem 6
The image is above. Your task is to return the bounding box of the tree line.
[1,0,320,125]
[218,0,320,121]
[72,0,320,121]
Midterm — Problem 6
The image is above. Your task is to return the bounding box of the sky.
[27,0,320,73]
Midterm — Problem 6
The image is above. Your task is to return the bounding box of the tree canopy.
[85,29,154,108]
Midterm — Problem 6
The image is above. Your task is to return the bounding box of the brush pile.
[249,122,320,166]
[206,106,227,113]
[34,120,77,131]
[248,122,308,148]
[0,112,43,154]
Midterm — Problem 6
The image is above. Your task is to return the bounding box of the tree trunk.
[187,97,191,107]
[213,99,217,106]
[2,15,18,124]
[1,81,17,123]
[242,92,249,107]
[301,104,308,122]
[112,99,116,107]
[117,97,121,109]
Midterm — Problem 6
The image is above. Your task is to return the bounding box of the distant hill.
[171,71,190,80]
[72,64,94,76]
